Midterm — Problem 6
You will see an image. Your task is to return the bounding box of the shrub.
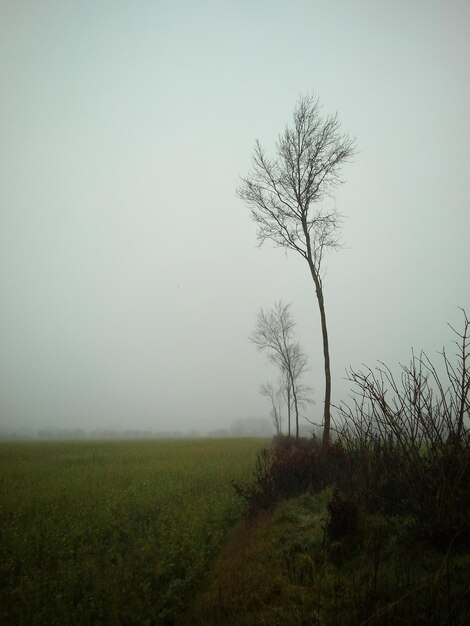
[232,436,350,515]
[335,309,470,547]
[326,489,358,541]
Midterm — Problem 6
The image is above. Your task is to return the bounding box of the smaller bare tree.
[280,368,293,436]
[260,381,284,435]
[250,301,311,438]
[279,360,314,436]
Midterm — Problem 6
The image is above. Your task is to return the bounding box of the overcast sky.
[1,0,469,435]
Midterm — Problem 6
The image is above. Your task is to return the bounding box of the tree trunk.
[308,260,331,445]
[317,288,331,445]
[289,371,300,439]
[287,386,291,437]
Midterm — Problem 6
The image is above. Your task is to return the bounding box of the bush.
[335,309,470,547]
[326,489,359,541]
[232,436,350,515]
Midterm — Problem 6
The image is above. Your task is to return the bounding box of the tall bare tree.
[238,95,355,444]
[250,301,309,438]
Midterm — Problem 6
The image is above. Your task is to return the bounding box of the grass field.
[0,437,267,626]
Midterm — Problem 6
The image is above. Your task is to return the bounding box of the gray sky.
[1,0,469,434]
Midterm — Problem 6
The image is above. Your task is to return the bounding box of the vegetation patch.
[0,438,267,626]
[182,491,470,625]
[185,313,470,624]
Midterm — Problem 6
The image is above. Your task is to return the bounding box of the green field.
[0,438,267,626]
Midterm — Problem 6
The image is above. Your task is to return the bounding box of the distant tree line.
[0,422,274,440]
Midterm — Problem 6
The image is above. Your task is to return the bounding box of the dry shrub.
[335,309,470,547]
[232,436,349,515]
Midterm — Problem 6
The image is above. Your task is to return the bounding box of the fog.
[1,0,469,437]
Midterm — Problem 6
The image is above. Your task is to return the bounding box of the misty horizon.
[1,1,469,438]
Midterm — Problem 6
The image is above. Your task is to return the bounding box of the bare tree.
[280,368,293,436]
[279,350,314,436]
[260,381,284,435]
[250,301,310,438]
[238,95,355,444]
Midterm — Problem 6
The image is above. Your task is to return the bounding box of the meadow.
[0,437,267,626]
